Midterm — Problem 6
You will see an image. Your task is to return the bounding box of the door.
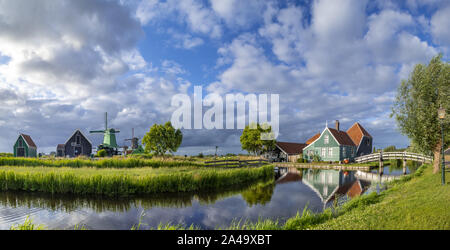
[17,147,25,157]
[74,146,82,156]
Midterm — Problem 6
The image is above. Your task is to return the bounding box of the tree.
[240,123,276,156]
[391,54,449,173]
[142,121,183,156]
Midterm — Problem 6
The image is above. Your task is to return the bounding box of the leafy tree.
[240,123,276,156]
[391,54,449,173]
[383,145,397,152]
[142,122,183,156]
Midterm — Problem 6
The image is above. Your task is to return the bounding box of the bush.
[97,149,107,158]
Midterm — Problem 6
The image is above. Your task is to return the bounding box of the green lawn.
[311,165,450,230]
[0,165,228,177]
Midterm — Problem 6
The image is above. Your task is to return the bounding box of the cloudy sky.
[0,0,449,155]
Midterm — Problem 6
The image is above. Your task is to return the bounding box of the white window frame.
[321,148,326,157]
[328,147,333,156]
[324,135,329,144]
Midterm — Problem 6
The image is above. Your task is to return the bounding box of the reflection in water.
[0,167,376,230]
[301,169,371,208]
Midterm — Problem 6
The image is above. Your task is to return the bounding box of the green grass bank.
[0,157,203,169]
[0,165,274,197]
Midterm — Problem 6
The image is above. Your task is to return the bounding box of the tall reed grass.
[0,157,202,169]
[0,165,274,197]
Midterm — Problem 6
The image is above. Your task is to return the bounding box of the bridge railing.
[354,152,433,163]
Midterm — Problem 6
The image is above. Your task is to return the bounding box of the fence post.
[403,152,407,175]
[379,151,384,176]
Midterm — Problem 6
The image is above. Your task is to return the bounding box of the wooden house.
[347,122,373,157]
[303,121,373,162]
[303,121,356,162]
[60,130,92,157]
[266,142,307,162]
[56,144,65,157]
[13,134,37,157]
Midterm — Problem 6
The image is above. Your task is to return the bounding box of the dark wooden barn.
[60,130,92,157]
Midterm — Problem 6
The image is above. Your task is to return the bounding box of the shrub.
[97,149,107,158]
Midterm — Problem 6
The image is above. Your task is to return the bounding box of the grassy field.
[0,165,274,197]
[0,157,204,169]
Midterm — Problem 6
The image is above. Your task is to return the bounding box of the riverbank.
[0,165,274,197]
[226,163,449,230]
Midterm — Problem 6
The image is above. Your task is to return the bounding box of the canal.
[0,165,414,230]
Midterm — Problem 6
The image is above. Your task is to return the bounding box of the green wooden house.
[13,134,37,157]
[303,121,357,162]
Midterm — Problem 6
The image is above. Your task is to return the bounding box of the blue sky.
[0,0,449,155]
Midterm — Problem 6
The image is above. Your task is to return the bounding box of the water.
[0,167,380,230]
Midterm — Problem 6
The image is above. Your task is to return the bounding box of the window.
[76,135,81,144]
[343,147,346,157]
[18,139,23,147]
[324,135,329,144]
[321,148,326,157]
[329,147,333,156]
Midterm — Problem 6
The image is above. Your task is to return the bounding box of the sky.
[0,0,449,155]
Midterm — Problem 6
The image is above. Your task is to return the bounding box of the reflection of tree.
[240,181,275,207]
[0,179,277,213]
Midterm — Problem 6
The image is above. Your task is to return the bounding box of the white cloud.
[431,4,450,47]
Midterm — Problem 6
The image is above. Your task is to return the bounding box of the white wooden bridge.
[354,152,433,164]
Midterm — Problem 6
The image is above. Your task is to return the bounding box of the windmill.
[90,112,120,156]
[124,128,139,150]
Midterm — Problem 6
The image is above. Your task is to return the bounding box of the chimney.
[335,120,340,131]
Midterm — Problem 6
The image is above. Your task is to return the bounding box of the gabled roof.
[18,134,37,148]
[306,133,321,145]
[347,122,372,146]
[64,129,92,146]
[276,142,308,155]
[327,128,356,146]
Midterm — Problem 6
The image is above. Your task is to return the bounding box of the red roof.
[347,122,372,146]
[276,142,307,155]
[20,134,37,148]
[306,133,321,145]
[328,128,356,146]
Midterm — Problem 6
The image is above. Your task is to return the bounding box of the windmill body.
[90,112,120,156]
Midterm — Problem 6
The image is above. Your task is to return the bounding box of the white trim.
[304,127,341,152]
[64,129,93,146]
[17,134,35,149]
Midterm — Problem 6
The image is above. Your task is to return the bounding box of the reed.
[0,165,274,197]
[0,157,203,169]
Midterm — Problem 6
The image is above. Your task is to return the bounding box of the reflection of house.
[303,121,373,162]
[302,169,365,204]
[275,168,302,184]
[13,134,37,157]
[59,130,92,157]
[267,142,307,162]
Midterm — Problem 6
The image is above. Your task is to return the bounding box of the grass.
[0,157,203,169]
[310,164,450,229]
[10,216,46,230]
[0,165,274,197]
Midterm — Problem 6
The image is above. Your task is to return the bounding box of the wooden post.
[403,158,407,175]
[379,151,384,176]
